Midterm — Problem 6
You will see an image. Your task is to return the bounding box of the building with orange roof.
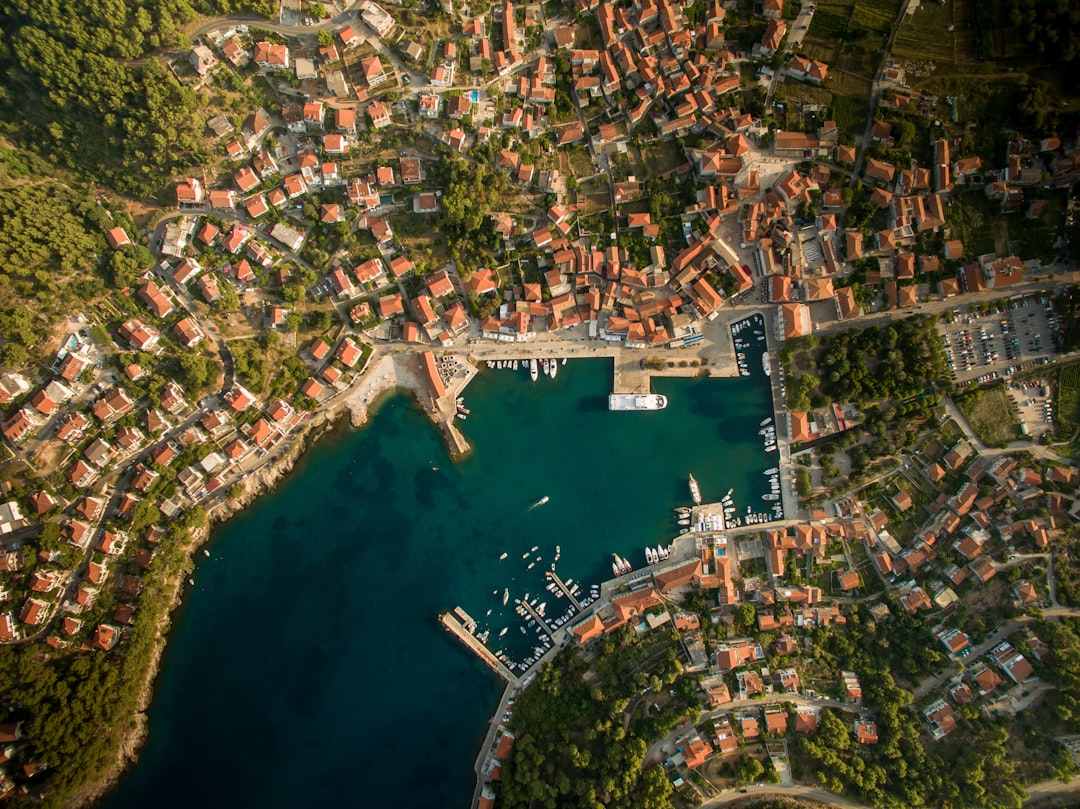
[572,614,605,644]
[419,352,446,402]
[854,719,878,744]
[779,302,811,339]
[679,734,714,769]
[765,710,789,735]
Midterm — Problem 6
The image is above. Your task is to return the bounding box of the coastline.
[79,321,772,808]
[74,407,346,808]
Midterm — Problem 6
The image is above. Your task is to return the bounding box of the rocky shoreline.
[72,409,344,808]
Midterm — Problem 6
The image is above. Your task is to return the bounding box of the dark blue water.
[104,338,774,808]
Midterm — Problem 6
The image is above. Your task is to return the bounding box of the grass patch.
[892,0,955,61]
[945,189,998,257]
[954,383,1021,446]
[1055,362,1080,440]
[1005,191,1067,263]
[642,141,686,178]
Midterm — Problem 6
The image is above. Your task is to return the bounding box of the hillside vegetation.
[0,0,270,196]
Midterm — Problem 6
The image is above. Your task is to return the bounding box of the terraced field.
[850,0,901,32]
[831,91,870,136]
[892,0,956,62]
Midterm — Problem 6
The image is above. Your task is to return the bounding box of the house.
[172,317,205,348]
[361,55,387,87]
[254,41,289,70]
[368,100,391,129]
[854,719,878,745]
[119,317,159,352]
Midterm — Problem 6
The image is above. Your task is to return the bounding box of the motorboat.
[761,417,773,427]
[499,552,508,560]
[530,359,538,381]
[503,589,509,605]
[764,467,778,475]
[689,474,702,505]
[549,360,557,379]
[677,518,691,526]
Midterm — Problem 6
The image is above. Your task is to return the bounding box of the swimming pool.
[469,90,480,103]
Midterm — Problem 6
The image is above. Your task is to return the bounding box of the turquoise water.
[103,336,774,808]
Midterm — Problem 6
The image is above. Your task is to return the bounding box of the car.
[402,74,411,84]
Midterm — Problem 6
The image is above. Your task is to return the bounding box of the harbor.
[109,312,788,809]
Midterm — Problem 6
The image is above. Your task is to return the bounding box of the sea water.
[103,350,774,808]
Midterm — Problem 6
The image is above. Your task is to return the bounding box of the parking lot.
[938,295,1062,387]
[1007,378,1055,439]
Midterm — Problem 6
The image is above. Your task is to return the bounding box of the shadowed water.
[103,348,774,808]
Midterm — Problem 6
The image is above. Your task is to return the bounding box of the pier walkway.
[439,611,515,682]
[516,598,556,637]
[545,570,583,611]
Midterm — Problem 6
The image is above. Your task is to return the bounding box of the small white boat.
[527,561,536,569]
[499,627,509,637]
[513,360,519,370]
[456,413,467,420]
[677,518,691,526]
[561,357,567,365]
[203,549,210,557]
[503,589,509,605]
[499,552,508,560]
[542,358,550,376]
[522,552,530,559]
[765,467,778,475]
[530,496,549,509]
[486,361,494,369]
[530,359,538,381]
[549,360,557,379]
[457,397,464,405]
[531,545,539,552]
[763,493,779,501]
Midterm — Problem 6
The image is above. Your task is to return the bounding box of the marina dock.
[516,598,556,637]
[439,610,515,682]
[544,570,583,611]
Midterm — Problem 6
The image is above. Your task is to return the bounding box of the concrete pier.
[544,570,583,611]
[439,610,515,682]
[515,598,556,637]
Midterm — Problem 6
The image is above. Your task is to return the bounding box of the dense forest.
[0,0,271,196]
[797,605,1032,809]
[0,180,118,366]
[0,510,205,805]
[783,317,951,411]
[498,628,690,809]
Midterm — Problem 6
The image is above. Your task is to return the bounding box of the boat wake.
[528,495,550,510]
